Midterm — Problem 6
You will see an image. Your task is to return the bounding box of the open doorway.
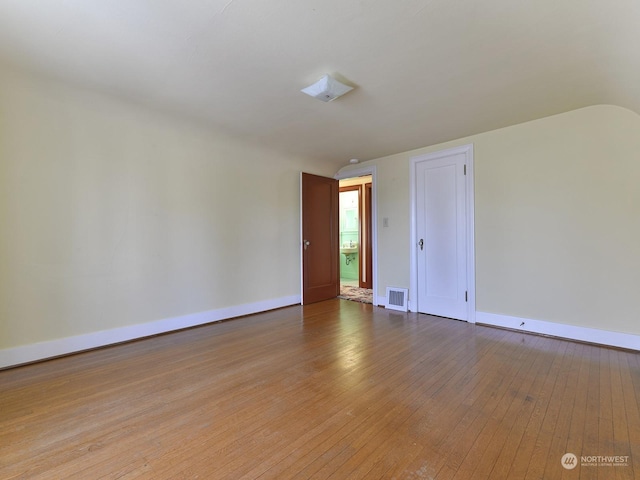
[300,167,377,306]
[338,175,373,304]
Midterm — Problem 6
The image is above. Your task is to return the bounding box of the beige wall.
[339,105,640,336]
[0,66,335,350]
[2,61,639,353]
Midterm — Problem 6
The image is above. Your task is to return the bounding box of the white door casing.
[410,145,475,322]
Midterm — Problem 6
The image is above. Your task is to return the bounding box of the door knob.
[418,239,424,250]
[304,240,311,250]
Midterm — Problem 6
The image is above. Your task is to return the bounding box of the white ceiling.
[0,0,638,165]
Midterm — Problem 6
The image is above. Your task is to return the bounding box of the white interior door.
[414,146,473,320]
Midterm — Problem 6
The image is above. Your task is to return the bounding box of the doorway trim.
[409,145,476,322]
[335,166,378,306]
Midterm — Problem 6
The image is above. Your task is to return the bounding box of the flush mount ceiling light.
[301,74,354,102]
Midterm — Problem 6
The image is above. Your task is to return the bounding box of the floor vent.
[386,287,408,312]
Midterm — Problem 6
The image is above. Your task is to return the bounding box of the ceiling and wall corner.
[0,0,638,165]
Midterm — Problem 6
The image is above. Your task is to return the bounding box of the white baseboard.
[476,312,640,351]
[0,295,301,369]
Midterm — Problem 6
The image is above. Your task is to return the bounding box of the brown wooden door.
[301,172,339,304]
[361,182,373,289]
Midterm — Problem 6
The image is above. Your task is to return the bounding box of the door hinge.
[464,164,467,175]
[465,291,468,302]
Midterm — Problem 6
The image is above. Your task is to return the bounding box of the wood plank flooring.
[1,299,639,479]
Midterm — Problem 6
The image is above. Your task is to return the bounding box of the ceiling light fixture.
[301,74,354,102]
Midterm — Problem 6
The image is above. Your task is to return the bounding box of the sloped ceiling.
[0,0,638,165]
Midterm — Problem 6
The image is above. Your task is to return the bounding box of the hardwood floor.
[1,299,638,479]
